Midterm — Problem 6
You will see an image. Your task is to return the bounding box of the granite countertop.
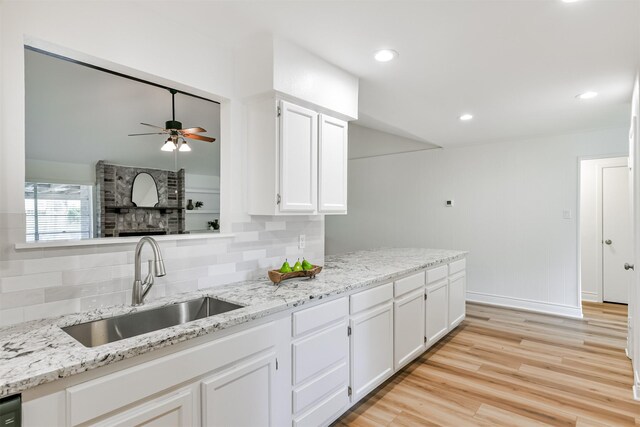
[0,248,466,397]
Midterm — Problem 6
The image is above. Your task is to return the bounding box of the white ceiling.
[144,0,640,147]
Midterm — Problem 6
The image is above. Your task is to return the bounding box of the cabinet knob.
[624,263,634,271]
[604,239,612,245]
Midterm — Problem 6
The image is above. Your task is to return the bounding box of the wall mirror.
[24,47,221,241]
[131,173,159,208]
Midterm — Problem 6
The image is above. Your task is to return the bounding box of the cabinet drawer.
[350,282,393,314]
[449,258,466,275]
[293,362,348,414]
[293,387,349,427]
[292,297,348,337]
[293,322,348,385]
[426,265,448,284]
[394,271,425,297]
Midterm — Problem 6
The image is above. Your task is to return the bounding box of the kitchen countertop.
[0,248,466,397]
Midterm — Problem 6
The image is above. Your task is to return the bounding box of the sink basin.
[62,297,243,348]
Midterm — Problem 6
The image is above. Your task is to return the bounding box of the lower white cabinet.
[25,319,290,427]
[426,279,449,347]
[394,288,426,369]
[291,298,349,427]
[201,351,277,427]
[92,387,194,427]
[350,287,394,402]
[448,272,466,328]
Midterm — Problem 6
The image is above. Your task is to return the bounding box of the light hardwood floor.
[333,302,639,426]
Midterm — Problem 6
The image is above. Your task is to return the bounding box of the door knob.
[624,263,635,271]
[605,240,612,245]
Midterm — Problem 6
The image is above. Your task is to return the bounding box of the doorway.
[579,156,631,304]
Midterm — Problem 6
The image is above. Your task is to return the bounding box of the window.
[25,183,93,242]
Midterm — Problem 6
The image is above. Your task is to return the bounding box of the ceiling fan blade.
[128,132,166,136]
[140,122,166,130]
[183,133,216,143]
[181,127,207,134]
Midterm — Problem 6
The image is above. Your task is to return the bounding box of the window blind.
[25,182,93,241]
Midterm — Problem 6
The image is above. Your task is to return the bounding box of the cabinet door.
[350,302,394,402]
[92,388,193,427]
[394,288,425,369]
[279,101,318,213]
[426,280,449,347]
[201,352,276,427]
[448,273,466,329]
[318,114,348,214]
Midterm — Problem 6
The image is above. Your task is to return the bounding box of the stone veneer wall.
[96,162,185,237]
[0,214,324,326]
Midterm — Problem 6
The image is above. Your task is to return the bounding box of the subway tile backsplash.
[0,214,324,326]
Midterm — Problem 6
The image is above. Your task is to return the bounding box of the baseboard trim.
[634,384,640,401]
[467,291,583,319]
[581,291,600,303]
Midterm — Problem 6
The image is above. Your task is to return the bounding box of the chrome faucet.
[132,236,167,306]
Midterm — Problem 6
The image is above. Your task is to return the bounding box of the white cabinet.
[291,298,349,427]
[318,114,348,214]
[426,279,449,347]
[92,388,194,427]
[202,351,277,427]
[394,288,425,369]
[38,319,289,427]
[247,96,348,216]
[449,272,466,328]
[349,283,394,402]
[393,271,426,370]
[279,101,318,213]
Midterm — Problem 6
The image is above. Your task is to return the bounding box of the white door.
[448,273,466,328]
[426,280,449,347]
[603,166,632,304]
[393,288,425,369]
[201,352,276,427]
[350,302,394,402]
[318,114,348,214]
[279,101,317,213]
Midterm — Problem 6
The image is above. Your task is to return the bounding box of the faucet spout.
[132,236,166,306]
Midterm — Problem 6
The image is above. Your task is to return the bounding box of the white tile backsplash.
[0,214,324,326]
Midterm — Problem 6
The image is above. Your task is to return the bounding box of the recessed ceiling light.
[576,91,598,100]
[561,0,581,3]
[459,114,473,121]
[374,49,398,62]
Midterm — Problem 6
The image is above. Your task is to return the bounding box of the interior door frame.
[578,154,628,304]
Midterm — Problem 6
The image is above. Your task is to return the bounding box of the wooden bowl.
[268,265,323,284]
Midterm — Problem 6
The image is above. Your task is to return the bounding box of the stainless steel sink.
[62,297,243,348]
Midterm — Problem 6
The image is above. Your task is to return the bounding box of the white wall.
[348,124,438,159]
[327,126,629,317]
[0,1,336,326]
[579,156,628,302]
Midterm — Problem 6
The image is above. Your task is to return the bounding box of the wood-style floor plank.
[333,302,639,426]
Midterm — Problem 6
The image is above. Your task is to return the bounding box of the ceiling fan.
[128,88,216,152]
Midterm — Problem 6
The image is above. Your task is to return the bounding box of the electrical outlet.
[563,209,572,219]
[299,234,306,249]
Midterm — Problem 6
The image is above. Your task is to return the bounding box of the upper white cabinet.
[247,96,349,216]
[279,101,318,213]
[319,114,348,214]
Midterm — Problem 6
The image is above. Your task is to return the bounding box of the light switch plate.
[563,209,572,219]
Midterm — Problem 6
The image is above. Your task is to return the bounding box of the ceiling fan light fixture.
[161,138,176,151]
[178,139,191,152]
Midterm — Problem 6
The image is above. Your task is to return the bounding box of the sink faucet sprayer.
[132,236,166,306]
